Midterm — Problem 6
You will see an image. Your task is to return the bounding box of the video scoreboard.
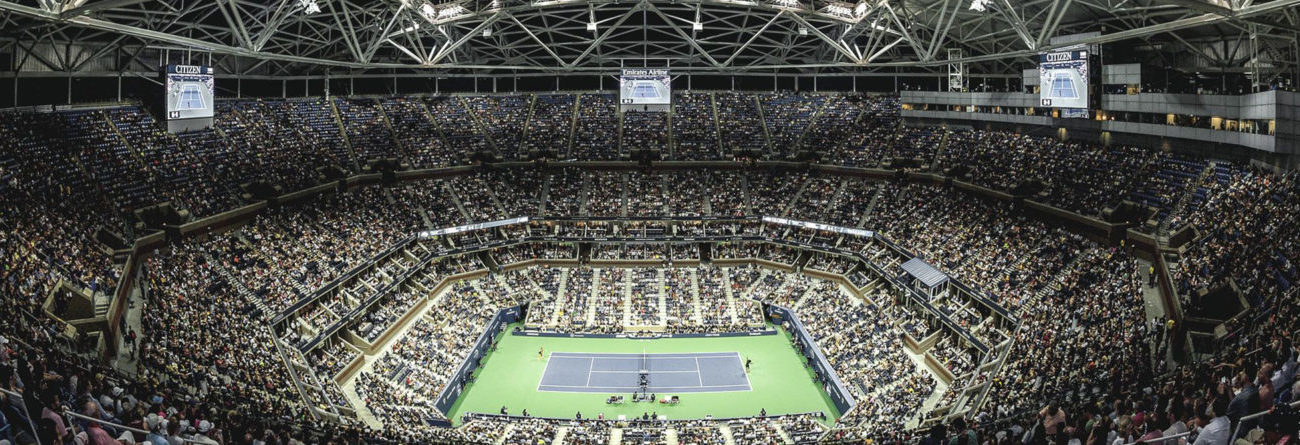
[164,65,215,120]
[619,69,671,105]
[1038,48,1089,115]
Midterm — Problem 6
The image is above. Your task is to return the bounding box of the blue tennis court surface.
[631,82,662,99]
[176,85,206,110]
[538,352,751,393]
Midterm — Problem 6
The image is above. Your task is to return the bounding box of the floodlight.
[298,0,321,14]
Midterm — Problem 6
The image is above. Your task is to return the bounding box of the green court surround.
[445,323,840,427]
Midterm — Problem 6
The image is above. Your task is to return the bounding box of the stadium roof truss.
[0,0,1297,77]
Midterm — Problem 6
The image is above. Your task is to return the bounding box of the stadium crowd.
[1,89,1298,445]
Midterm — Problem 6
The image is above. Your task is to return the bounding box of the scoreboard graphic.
[1038,49,1089,112]
[619,69,671,105]
[164,65,215,120]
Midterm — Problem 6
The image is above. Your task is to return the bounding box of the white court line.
[549,356,735,360]
[538,384,753,390]
[536,385,755,395]
[588,370,699,374]
[535,351,556,392]
[552,352,738,356]
[537,352,754,393]
[732,351,753,389]
[549,353,736,358]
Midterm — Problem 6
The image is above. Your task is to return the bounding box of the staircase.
[442,182,474,222]
[790,97,834,151]
[566,94,582,157]
[622,270,634,326]
[326,98,363,171]
[722,268,740,324]
[774,425,795,444]
[666,105,676,158]
[655,269,668,326]
[550,269,570,327]
[659,174,672,215]
[664,428,679,445]
[618,172,630,217]
[701,178,715,215]
[416,99,455,155]
[586,269,601,324]
[92,290,112,319]
[791,283,820,310]
[720,425,737,445]
[373,98,410,158]
[494,425,515,445]
[207,252,271,317]
[821,178,851,214]
[927,129,952,170]
[578,172,593,216]
[480,177,511,216]
[460,97,501,154]
[616,103,626,156]
[777,176,813,217]
[856,185,889,228]
[739,173,755,216]
[1034,254,1086,301]
[539,172,554,217]
[709,92,724,158]
[398,186,438,229]
[520,94,538,142]
[770,275,798,305]
[738,268,771,300]
[689,269,703,324]
[1159,162,1216,235]
[753,95,774,154]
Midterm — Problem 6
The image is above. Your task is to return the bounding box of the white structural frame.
[0,0,1296,79]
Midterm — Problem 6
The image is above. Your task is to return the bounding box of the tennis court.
[538,352,750,393]
[445,324,838,424]
[176,84,207,109]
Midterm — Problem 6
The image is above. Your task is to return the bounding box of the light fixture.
[968,0,991,11]
[297,0,321,14]
[823,4,852,17]
[692,21,703,31]
[482,28,492,37]
[798,26,808,35]
[587,21,598,31]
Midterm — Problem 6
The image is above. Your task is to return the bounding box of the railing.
[1230,399,1300,444]
[1121,399,1300,445]
[1,388,214,445]
[61,410,210,445]
[0,388,42,445]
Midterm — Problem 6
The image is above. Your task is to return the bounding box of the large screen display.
[619,69,671,105]
[164,65,214,120]
[1038,49,1088,111]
